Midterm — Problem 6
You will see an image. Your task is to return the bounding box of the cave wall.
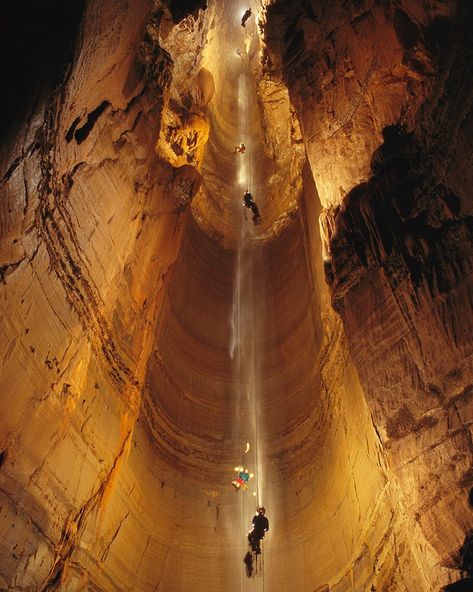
[263,0,473,581]
[0,0,210,588]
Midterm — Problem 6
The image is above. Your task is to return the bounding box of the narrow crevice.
[73,101,110,144]
[65,116,81,142]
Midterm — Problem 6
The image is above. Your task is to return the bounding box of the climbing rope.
[237,242,245,592]
[244,31,261,512]
[245,49,252,191]
[243,32,264,589]
[233,18,266,590]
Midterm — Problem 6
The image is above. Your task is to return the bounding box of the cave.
[1,0,473,590]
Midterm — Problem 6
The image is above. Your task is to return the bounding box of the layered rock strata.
[0,0,472,590]
[0,0,212,588]
[264,0,473,585]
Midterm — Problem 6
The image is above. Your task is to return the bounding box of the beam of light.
[238,162,247,186]
[244,442,250,453]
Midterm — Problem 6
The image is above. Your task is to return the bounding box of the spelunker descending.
[234,142,246,154]
[243,189,261,225]
[247,507,269,554]
[232,466,254,491]
[241,8,251,27]
[244,507,269,577]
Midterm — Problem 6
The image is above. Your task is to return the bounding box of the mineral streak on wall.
[0,0,472,591]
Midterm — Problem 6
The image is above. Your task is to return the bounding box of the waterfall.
[229,68,264,512]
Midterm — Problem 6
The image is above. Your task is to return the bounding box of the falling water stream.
[229,55,266,589]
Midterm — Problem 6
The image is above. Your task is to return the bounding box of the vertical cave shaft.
[0,0,473,591]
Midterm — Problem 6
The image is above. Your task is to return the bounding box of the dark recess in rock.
[74,101,110,144]
[444,530,473,590]
[424,16,452,55]
[0,0,85,138]
[329,121,473,304]
[393,9,420,51]
[167,0,207,23]
[443,580,473,591]
[65,116,81,143]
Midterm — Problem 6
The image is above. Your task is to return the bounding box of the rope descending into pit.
[245,48,252,191]
[243,31,265,590]
[232,16,266,590]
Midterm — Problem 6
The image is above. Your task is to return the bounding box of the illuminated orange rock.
[0,0,472,590]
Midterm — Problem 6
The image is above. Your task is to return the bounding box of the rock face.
[264,0,473,586]
[0,0,212,589]
[0,0,472,590]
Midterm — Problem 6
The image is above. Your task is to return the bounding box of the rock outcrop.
[264,0,473,586]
